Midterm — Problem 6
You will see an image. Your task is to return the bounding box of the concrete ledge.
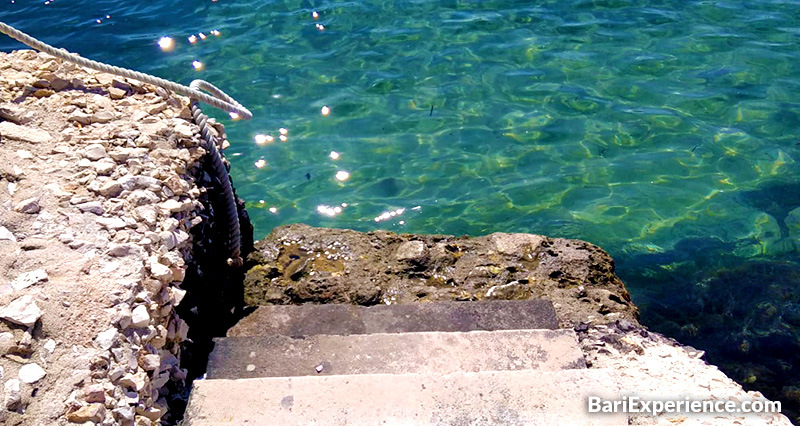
[185,369,624,426]
[207,329,586,379]
[228,299,558,337]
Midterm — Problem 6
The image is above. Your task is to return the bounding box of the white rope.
[0,21,252,120]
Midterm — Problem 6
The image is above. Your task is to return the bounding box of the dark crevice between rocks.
[161,160,254,425]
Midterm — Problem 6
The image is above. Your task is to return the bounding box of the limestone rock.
[0,332,14,354]
[0,103,29,123]
[97,180,122,197]
[139,354,160,371]
[109,87,126,99]
[159,199,190,213]
[0,295,43,326]
[97,217,127,230]
[3,379,21,410]
[83,383,105,403]
[113,406,135,422]
[395,240,426,261]
[0,121,52,143]
[67,403,105,423]
[0,226,17,242]
[13,197,40,214]
[68,111,91,125]
[91,111,114,124]
[76,201,104,215]
[11,269,48,290]
[491,233,546,255]
[18,363,46,383]
[149,262,173,284]
[95,327,118,350]
[119,371,147,391]
[83,144,108,161]
[130,305,150,328]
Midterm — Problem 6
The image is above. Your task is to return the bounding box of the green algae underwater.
[3,0,800,421]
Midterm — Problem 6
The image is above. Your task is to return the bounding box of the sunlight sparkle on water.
[321,105,331,116]
[317,204,345,217]
[158,37,175,52]
[188,35,198,44]
[335,170,350,181]
[254,134,273,145]
[254,159,266,169]
[329,151,340,160]
[192,60,204,70]
[374,208,406,223]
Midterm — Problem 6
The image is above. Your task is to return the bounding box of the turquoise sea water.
[3,0,800,418]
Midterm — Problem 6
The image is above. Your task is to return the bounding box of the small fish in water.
[305,172,311,180]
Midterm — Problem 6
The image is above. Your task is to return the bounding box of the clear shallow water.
[3,0,800,416]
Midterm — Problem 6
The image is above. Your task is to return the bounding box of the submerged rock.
[244,224,638,326]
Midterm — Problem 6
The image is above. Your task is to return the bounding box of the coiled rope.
[0,21,248,266]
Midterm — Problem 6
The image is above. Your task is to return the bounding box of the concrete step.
[227,299,559,337]
[185,368,624,426]
[207,329,586,379]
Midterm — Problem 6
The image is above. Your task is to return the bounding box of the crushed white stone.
[18,363,46,384]
[0,226,16,242]
[0,295,43,327]
[11,269,48,290]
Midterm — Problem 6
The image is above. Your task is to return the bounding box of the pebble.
[66,403,105,423]
[43,339,56,354]
[128,189,160,206]
[11,268,49,290]
[0,295,43,326]
[3,379,21,410]
[91,111,115,124]
[159,199,185,213]
[18,363,47,383]
[113,406,135,422]
[139,354,160,371]
[83,383,105,403]
[95,328,118,350]
[13,197,41,214]
[0,332,14,354]
[96,217,127,230]
[51,77,70,91]
[98,181,123,197]
[130,305,150,328]
[119,371,147,391]
[76,201,104,215]
[68,111,91,124]
[108,87,126,99]
[83,144,108,161]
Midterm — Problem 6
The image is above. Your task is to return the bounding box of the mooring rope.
[0,21,248,266]
[190,81,243,267]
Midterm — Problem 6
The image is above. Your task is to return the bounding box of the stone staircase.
[183,300,624,425]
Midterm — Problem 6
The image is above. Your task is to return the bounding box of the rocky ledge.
[244,223,639,327]
[0,50,247,426]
